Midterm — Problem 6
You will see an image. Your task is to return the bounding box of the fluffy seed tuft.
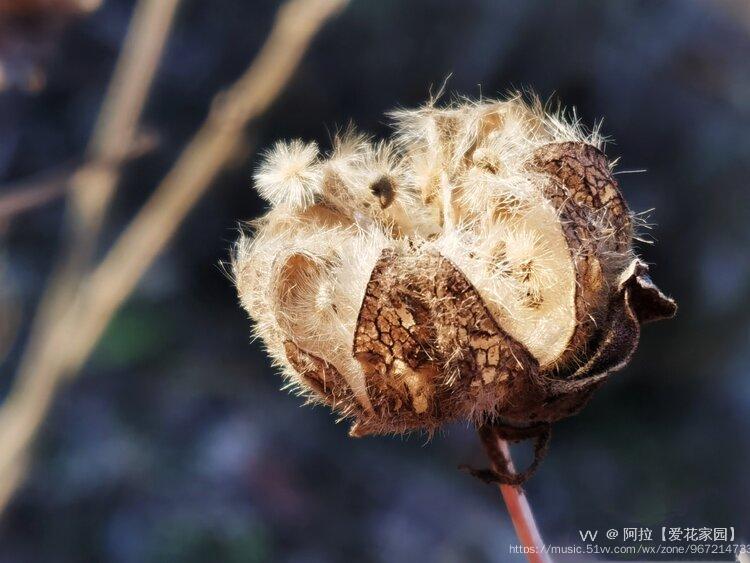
[254,139,322,209]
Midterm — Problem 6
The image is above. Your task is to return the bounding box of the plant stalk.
[483,426,551,563]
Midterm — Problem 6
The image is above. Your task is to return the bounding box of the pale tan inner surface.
[433,195,576,368]
[395,102,582,369]
[269,224,394,413]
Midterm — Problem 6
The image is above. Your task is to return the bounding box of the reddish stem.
[486,428,551,563]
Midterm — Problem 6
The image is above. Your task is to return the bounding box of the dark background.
[1,1,749,561]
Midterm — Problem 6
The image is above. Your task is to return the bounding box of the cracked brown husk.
[232,96,676,484]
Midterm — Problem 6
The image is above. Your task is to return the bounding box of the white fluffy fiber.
[254,139,322,209]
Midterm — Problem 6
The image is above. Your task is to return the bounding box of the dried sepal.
[466,422,551,485]
[620,259,678,324]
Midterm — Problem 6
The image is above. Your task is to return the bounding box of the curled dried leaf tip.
[232,95,676,474]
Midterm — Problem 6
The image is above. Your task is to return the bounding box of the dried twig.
[72,0,181,249]
[29,0,181,339]
[0,130,157,222]
[0,0,180,506]
[0,166,71,222]
[0,0,347,514]
[34,0,348,377]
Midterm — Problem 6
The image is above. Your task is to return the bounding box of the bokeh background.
[1,0,749,561]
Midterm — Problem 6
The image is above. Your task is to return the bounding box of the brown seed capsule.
[232,96,676,463]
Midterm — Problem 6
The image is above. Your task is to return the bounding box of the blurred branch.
[39,0,348,375]
[72,0,181,248]
[0,0,347,515]
[0,166,70,222]
[0,130,157,223]
[31,0,182,339]
[0,450,26,518]
[0,0,179,509]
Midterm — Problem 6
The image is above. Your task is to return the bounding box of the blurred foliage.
[94,305,176,369]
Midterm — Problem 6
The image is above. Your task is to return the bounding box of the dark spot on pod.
[370,175,395,209]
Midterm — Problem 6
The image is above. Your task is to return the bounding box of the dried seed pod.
[232,96,676,471]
